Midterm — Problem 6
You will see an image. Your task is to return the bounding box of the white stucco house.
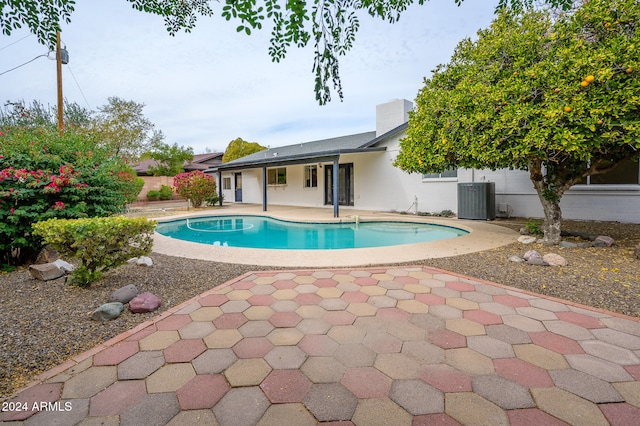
[211,99,640,223]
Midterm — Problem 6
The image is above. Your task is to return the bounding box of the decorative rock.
[577,242,592,249]
[29,263,65,281]
[523,250,542,261]
[508,255,525,263]
[519,228,531,235]
[129,292,162,313]
[52,259,75,273]
[527,258,549,266]
[543,253,568,267]
[517,236,537,244]
[109,284,139,304]
[91,302,124,322]
[35,247,59,264]
[593,236,614,247]
[136,256,153,267]
[127,257,139,264]
[559,241,578,248]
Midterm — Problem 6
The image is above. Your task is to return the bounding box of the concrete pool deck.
[150,204,519,267]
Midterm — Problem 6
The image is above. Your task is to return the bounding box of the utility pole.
[56,31,64,135]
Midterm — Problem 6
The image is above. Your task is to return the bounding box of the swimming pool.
[156,215,468,250]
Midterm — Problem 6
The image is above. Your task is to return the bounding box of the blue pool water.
[156,215,468,250]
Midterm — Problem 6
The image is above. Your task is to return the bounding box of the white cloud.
[1,0,498,153]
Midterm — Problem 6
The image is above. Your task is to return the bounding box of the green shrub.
[158,184,173,200]
[32,216,156,287]
[526,220,543,235]
[146,190,161,201]
[0,127,143,266]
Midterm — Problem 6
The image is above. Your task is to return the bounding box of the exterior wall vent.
[457,182,496,220]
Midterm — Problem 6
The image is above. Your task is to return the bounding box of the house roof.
[134,152,224,175]
[210,123,407,172]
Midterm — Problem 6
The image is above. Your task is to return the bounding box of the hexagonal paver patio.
[1,266,639,425]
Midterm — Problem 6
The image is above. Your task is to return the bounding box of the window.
[422,169,458,179]
[304,165,318,188]
[222,177,231,190]
[580,158,639,185]
[267,167,287,185]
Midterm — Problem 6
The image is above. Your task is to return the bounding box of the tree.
[222,137,266,163]
[146,133,195,176]
[91,97,156,161]
[0,99,92,129]
[1,1,574,105]
[395,0,640,244]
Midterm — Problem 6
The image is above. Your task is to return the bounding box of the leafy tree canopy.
[222,137,267,162]
[90,97,156,161]
[1,0,573,105]
[146,133,195,176]
[395,0,640,243]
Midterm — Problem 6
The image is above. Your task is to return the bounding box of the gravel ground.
[1,216,638,399]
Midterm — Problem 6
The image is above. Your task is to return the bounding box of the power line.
[66,63,92,110]
[0,53,48,76]
[0,34,33,51]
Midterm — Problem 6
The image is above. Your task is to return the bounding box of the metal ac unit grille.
[457,182,496,220]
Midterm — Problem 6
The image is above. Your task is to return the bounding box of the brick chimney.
[376,99,413,137]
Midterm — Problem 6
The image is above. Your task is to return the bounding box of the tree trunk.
[537,192,563,244]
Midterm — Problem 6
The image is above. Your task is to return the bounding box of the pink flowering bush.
[173,170,217,208]
[0,127,143,266]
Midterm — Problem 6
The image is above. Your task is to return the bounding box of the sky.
[1,0,499,154]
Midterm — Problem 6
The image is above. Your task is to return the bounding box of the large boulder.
[91,302,124,322]
[109,284,139,304]
[129,292,162,313]
[543,253,568,267]
[29,263,65,281]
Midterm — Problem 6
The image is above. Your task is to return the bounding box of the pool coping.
[151,204,519,267]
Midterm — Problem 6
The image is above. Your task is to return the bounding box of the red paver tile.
[213,312,248,329]
[493,358,554,388]
[341,291,369,303]
[419,365,472,393]
[125,325,157,341]
[199,294,229,307]
[377,307,410,322]
[354,277,378,286]
[273,279,298,289]
[299,334,339,356]
[0,383,62,421]
[232,280,256,290]
[428,329,467,349]
[247,294,276,306]
[463,309,503,326]
[394,276,419,285]
[341,367,392,398]
[295,293,322,305]
[599,402,640,425]
[93,340,140,366]
[315,278,339,288]
[260,370,312,403]
[269,311,303,327]
[624,364,640,380]
[556,311,605,329]
[232,337,274,358]
[323,311,357,325]
[176,374,229,410]
[415,293,446,306]
[528,331,585,355]
[413,413,462,425]
[493,294,531,308]
[507,408,570,425]
[155,314,192,330]
[446,281,475,292]
[89,380,146,416]
[163,339,207,363]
